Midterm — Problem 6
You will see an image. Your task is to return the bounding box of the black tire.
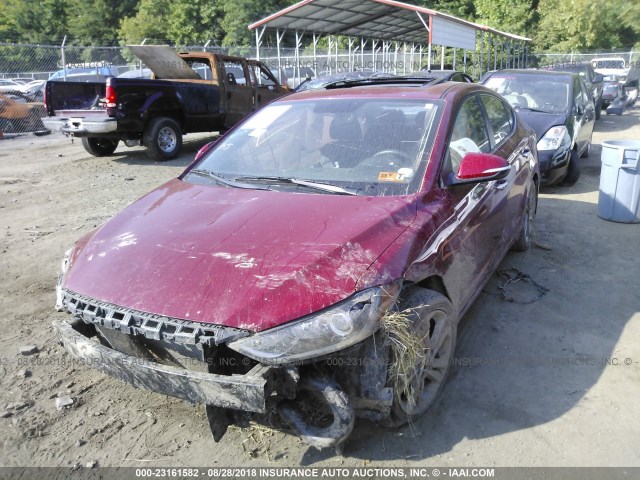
[627,88,638,107]
[512,185,537,252]
[278,376,354,450]
[560,150,580,186]
[143,117,182,161]
[81,137,119,157]
[381,288,456,428]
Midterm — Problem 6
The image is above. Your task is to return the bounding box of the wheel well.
[145,112,184,131]
[531,174,539,214]
[144,96,185,131]
[414,276,451,302]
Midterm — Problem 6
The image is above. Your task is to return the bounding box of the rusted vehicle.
[0,94,48,134]
[54,80,539,449]
[42,46,288,160]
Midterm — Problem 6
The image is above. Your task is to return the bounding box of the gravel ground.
[1,107,639,468]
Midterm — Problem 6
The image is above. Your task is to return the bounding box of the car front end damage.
[54,284,401,449]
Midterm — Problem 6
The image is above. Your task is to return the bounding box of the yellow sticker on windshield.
[378,172,402,182]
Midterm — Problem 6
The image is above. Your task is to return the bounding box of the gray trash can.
[598,140,640,223]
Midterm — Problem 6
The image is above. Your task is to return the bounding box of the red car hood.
[64,179,417,331]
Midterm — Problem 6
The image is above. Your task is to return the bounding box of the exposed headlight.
[55,248,73,311]
[537,126,570,152]
[227,283,401,365]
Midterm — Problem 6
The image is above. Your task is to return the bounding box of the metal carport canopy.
[248,0,531,49]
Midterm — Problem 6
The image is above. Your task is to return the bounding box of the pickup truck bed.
[42,47,288,160]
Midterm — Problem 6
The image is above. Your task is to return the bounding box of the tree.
[167,0,224,46]
[535,0,637,52]
[119,0,172,44]
[220,0,295,47]
[2,0,69,44]
[475,0,538,37]
[68,0,138,46]
[413,0,476,19]
[0,0,19,42]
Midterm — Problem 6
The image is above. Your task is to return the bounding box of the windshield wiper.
[514,106,555,114]
[234,176,358,195]
[188,169,269,190]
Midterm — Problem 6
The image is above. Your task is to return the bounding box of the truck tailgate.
[45,81,106,114]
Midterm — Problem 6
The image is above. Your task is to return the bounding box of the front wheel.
[560,150,580,186]
[143,117,182,161]
[512,185,537,252]
[381,288,456,428]
[81,137,119,156]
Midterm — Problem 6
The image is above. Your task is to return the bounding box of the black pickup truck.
[42,46,288,160]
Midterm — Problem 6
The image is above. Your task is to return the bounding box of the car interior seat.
[320,114,365,168]
[363,109,407,153]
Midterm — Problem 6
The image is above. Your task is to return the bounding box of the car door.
[479,93,531,244]
[249,61,286,108]
[439,94,511,311]
[220,56,253,128]
[571,76,590,152]
[179,58,222,132]
[576,77,595,149]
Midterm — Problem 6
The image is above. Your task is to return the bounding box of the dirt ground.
[1,107,639,469]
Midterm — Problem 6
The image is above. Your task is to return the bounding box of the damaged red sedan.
[54,81,538,450]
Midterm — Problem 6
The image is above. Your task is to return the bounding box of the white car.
[0,79,25,93]
[592,57,639,88]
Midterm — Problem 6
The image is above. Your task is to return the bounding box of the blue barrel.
[598,140,640,223]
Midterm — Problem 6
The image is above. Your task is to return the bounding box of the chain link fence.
[534,49,639,69]
[1,41,431,135]
[1,41,636,136]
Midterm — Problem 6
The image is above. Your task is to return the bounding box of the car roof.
[284,81,484,102]
[485,69,579,81]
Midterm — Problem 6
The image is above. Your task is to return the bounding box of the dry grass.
[380,308,428,410]
[229,422,282,460]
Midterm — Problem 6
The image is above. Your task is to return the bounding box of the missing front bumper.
[53,319,269,413]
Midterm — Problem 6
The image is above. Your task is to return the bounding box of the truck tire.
[143,117,182,161]
[81,137,119,157]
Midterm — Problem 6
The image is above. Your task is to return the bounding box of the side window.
[445,95,491,178]
[223,62,248,86]
[252,64,277,88]
[574,78,583,106]
[579,79,590,104]
[480,94,514,147]
[187,59,213,80]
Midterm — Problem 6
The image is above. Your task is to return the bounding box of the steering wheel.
[360,149,413,169]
